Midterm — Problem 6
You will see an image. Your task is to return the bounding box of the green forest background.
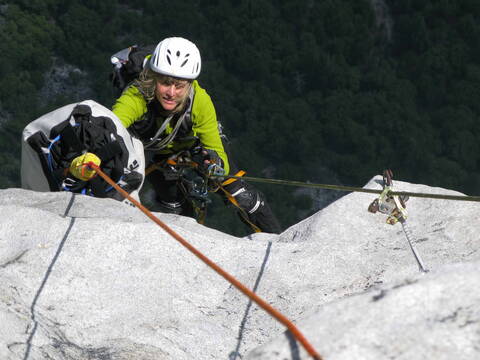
[1,0,480,236]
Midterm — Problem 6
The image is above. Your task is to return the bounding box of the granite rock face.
[0,176,478,359]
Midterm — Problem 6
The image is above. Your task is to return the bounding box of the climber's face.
[155,76,191,111]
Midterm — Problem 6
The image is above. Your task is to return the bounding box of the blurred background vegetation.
[1,0,480,236]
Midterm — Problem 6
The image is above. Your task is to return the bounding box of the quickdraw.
[368,170,409,225]
[368,170,429,273]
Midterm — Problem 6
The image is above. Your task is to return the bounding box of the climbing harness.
[368,170,429,273]
[88,162,323,360]
[146,154,263,232]
[145,150,211,223]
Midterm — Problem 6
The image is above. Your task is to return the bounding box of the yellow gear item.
[69,153,101,181]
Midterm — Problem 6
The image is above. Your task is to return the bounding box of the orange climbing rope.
[88,162,323,360]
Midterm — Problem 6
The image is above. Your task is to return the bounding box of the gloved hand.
[191,147,224,176]
[69,152,101,181]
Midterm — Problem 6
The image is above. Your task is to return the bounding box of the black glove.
[62,176,88,193]
[190,147,225,176]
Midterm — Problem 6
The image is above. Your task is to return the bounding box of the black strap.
[51,120,84,155]
[95,141,123,162]
[89,176,108,198]
[27,131,64,191]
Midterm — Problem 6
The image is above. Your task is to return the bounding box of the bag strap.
[95,141,123,162]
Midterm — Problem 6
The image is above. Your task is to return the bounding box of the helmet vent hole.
[181,59,188,67]
[176,50,180,57]
[166,55,171,65]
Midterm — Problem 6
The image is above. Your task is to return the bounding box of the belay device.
[368,170,429,273]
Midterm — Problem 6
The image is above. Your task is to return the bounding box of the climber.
[108,36,281,233]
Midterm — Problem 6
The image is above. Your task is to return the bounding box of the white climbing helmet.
[149,37,201,80]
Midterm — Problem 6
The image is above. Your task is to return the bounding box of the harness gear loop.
[87,162,323,360]
[145,151,213,224]
[149,156,263,233]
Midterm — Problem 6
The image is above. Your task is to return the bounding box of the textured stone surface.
[247,262,480,360]
[0,176,479,360]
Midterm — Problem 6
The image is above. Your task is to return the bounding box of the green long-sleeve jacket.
[112,80,229,174]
